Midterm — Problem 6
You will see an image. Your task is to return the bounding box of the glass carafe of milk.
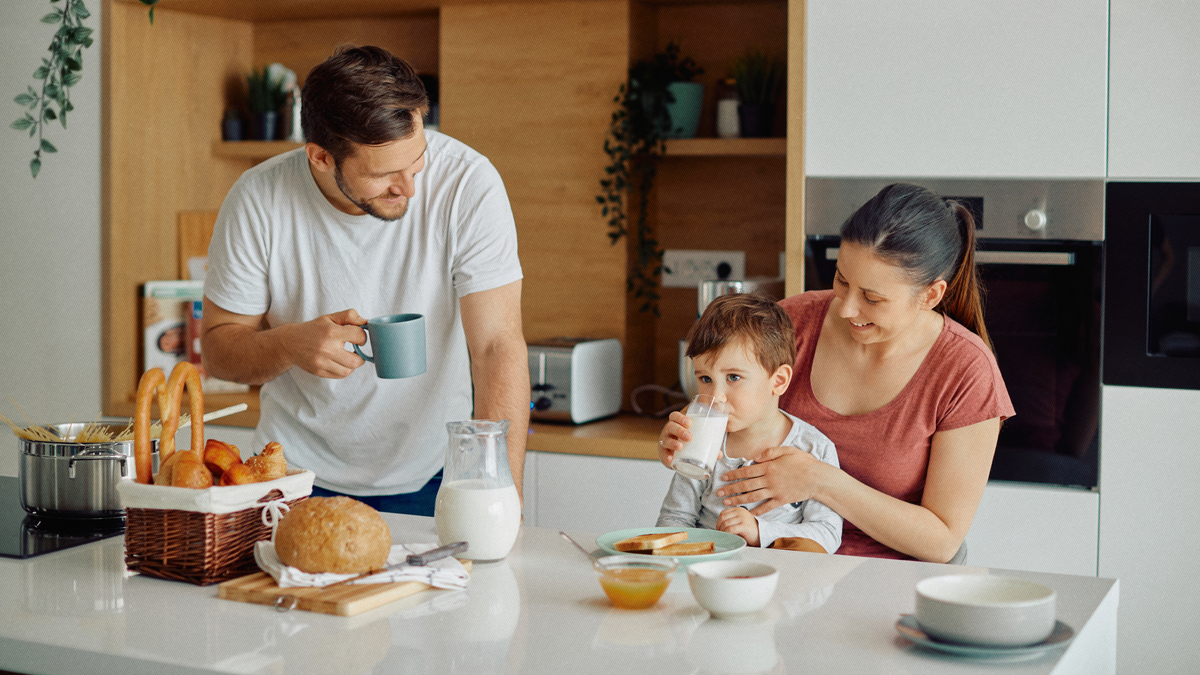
[435,420,521,561]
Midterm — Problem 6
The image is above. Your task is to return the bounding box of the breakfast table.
[0,513,1118,674]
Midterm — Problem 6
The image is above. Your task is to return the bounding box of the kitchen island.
[0,514,1117,674]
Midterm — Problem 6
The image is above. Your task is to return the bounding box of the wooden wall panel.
[651,156,787,389]
[254,15,439,87]
[643,1,789,392]
[103,1,253,416]
[786,0,806,296]
[441,2,630,346]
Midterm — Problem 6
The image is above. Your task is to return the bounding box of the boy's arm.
[756,503,842,553]
[656,473,703,528]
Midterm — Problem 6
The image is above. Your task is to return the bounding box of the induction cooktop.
[0,476,125,559]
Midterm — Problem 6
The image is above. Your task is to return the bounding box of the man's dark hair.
[301,45,429,164]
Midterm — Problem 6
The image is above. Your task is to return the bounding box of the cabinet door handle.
[975,251,1075,266]
[823,248,1074,266]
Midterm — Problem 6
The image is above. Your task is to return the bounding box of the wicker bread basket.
[117,469,314,585]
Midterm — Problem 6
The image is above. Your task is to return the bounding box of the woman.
[659,183,1014,562]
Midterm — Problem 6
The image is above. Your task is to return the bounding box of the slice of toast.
[652,540,716,556]
[613,531,688,552]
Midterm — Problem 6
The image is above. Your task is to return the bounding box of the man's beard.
[334,166,408,222]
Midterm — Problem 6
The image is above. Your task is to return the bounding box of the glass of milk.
[435,420,522,562]
[671,395,729,480]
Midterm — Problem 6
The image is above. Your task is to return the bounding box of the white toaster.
[528,338,623,424]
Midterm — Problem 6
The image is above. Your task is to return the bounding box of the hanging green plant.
[597,42,702,316]
[138,0,162,25]
[11,0,93,178]
[11,0,155,178]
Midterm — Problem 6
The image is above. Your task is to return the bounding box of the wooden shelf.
[528,414,664,461]
[119,0,773,22]
[212,140,303,161]
[663,137,786,157]
[116,0,441,22]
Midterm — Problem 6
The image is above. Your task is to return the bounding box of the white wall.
[0,1,103,477]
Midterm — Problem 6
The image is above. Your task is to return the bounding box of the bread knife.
[310,541,469,591]
[407,541,468,566]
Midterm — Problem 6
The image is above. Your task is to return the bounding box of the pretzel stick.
[159,362,205,462]
[134,368,168,484]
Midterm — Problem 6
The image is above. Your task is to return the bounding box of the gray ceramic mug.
[353,313,427,378]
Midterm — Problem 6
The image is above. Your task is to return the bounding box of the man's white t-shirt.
[204,131,522,495]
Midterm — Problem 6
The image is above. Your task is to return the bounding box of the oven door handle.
[975,250,1075,266]
[822,247,1076,266]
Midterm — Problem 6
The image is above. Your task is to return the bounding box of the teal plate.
[595,527,746,565]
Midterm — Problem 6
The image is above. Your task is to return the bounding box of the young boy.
[657,294,842,553]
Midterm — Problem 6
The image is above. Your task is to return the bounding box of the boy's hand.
[656,411,692,468]
[717,506,760,547]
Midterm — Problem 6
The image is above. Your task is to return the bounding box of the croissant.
[244,442,288,482]
[218,462,259,486]
[203,439,242,477]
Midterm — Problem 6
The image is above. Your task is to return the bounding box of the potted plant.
[731,49,784,138]
[246,65,291,141]
[598,42,703,315]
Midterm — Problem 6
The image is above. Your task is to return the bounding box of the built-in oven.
[805,178,1104,489]
[1104,182,1200,390]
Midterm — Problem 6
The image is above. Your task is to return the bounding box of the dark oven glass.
[1105,182,1200,389]
[806,237,1101,489]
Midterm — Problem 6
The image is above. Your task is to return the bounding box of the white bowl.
[915,574,1056,647]
[687,560,778,619]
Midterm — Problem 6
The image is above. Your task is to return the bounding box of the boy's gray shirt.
[656,410,843,553]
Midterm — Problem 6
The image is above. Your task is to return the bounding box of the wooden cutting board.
[218,561,471,617]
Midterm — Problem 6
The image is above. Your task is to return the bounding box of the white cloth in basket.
[116,469,316,514]
[254,541,470,590]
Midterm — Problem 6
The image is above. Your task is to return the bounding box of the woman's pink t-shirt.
[778,290,1015,560]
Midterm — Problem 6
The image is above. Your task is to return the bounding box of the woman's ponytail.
[940,202,992,352]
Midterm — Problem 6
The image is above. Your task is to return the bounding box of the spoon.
[560,531,599,563]
[178,403,250,429]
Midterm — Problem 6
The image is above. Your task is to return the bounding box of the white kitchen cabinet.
[526,450,674,533]
[965,483,1098,576]
[1099,385,1200,674]
[1108,0,1200,179]
[805,0,1108,178]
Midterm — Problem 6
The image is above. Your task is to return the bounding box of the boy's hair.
[685,293,796,373]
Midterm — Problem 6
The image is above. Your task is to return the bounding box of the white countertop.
[0,514,1118,675]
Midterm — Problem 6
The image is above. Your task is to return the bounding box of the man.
[201,46,528,515]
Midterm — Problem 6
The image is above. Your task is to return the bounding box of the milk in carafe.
[434,420,521,561]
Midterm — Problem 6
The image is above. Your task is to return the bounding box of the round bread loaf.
[275,496,392,574]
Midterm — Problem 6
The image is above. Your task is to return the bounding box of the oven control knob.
[1024,209,1048,232]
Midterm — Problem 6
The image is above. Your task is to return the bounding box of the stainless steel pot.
[18,423,158,519]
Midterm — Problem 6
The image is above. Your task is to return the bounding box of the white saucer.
[895,614,1075,658]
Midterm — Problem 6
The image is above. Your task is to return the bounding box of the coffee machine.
[678,277,786,399]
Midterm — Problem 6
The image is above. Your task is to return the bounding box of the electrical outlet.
[661,249,746,288]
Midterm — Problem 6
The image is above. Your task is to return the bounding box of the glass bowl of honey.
[593,554,678,609]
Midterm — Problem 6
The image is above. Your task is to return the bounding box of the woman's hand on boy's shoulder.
[656,411,693,468]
